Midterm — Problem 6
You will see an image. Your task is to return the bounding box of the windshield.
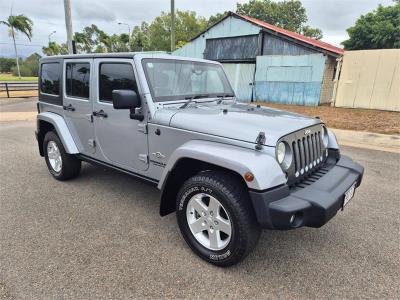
[142,58,234,102]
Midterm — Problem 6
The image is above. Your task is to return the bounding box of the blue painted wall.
[173,16,260,58]
[255,54,326,106]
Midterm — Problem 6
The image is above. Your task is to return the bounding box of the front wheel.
[176,171,261,267]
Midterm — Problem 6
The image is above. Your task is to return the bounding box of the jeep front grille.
[279,125,327,186]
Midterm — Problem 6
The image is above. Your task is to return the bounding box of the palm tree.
[0,14,33,78]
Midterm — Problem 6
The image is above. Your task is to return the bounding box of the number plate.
[343,183,356,208]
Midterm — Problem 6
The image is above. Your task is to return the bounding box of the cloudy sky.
[0,0,395,57]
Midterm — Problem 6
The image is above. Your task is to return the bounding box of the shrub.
[0,58,16,73]
[10,53,41,77]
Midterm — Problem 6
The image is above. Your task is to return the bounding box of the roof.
[191,12,343,56]
[235,13,344,56]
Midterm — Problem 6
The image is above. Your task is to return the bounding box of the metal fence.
[0,82,38,98]
[334,49,400,112]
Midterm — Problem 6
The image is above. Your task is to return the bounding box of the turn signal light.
[244,172,254,182]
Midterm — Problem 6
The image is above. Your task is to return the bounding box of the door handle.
[93,110,108,118]
[63,104,75,111]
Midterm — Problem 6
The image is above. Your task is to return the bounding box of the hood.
[154,102,322,146]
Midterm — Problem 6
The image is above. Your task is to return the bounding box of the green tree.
[0,14,33,78]
[301,26,323,40]
[42,41,69,56]
[130,22,150,51]
[236,0,323,39]
[0,57,16,73]
[146,11,208,51]
[342,2,400,50]
[11,53,41,76]
[207,11,229,27]
[72,24,132,53]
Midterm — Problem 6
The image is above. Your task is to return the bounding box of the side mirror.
[112,90,140,110]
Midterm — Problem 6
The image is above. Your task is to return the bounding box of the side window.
[99,63,136,102]
[66,63,90,99]
[40,63,60,95]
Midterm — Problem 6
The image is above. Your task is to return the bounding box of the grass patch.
[0,74,38,82]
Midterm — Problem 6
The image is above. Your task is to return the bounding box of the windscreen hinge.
[138,123,148,134]
[139,154,149,164]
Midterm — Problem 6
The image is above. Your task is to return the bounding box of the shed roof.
[236,13,344,56]
[192,12,344,57]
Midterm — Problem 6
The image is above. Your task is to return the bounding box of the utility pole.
[170,0,175,52]
[63,0,74,54]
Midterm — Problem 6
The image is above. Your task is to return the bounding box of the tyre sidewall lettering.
[177,183,236,262]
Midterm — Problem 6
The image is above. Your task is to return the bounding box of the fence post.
[5,83,10,98]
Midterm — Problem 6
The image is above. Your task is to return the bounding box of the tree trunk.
[11,27,21,78]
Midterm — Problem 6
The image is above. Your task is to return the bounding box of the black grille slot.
[282,125,326,186]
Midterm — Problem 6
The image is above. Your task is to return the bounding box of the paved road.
[0,120,399,299]
[0,97,37,112]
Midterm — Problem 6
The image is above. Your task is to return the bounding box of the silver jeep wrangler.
[36,53,364,267]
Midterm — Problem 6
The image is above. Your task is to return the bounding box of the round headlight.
[277,142,286,164]
[322,127,329,148]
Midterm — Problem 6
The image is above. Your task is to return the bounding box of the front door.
[92,58,148,172]
[63,59,95,154]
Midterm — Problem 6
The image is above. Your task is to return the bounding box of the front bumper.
[249,155,364,229]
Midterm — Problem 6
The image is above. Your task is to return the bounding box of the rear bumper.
[249,155,364,229]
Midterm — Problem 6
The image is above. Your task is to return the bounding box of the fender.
[327,128,339,149]
[37,112,79,154]
[158,140,286,191]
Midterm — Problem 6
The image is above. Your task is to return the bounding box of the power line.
[0,42,43,47]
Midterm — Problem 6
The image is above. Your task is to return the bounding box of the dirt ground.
[256,102,400,135]
[0,90,38,98]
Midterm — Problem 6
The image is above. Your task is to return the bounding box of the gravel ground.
[256,102,400,135]
[0,121,399,299]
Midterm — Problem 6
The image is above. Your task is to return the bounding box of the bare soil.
[256,102,400,135]
[0,90,38,98]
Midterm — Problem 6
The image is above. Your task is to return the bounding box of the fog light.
[290,215,295,224]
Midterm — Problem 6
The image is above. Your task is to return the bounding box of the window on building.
[99,63,137,102]
[40,63,60,95]
[65,63,90,99]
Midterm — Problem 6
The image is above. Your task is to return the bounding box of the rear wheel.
[176,170,261,267]
[43,131,81,180]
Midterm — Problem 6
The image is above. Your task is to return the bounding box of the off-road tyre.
[176,170,261,267]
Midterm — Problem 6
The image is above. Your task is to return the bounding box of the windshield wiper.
[216,93,235,104]
[180,94,209,109]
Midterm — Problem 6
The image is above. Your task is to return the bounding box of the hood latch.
[255,132,266,150]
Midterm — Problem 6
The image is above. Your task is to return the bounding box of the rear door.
[92,58,148,171]
[63,59,95,155]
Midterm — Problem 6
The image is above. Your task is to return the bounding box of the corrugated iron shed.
[187,12,343,57]
[236,13,344,56]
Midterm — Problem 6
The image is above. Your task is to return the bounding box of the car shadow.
[76,161,344,274]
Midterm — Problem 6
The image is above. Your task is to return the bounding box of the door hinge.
[138,123,148,134]
[88,139,96,148]
[138,154,149,164]
[85,113,93,123]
